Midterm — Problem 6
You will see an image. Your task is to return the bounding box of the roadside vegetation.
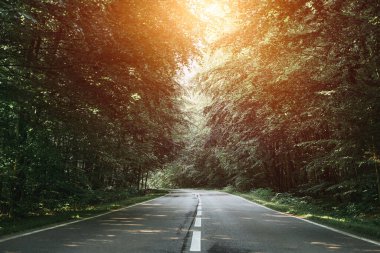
[0,189,167,237]
[224,187,380,241]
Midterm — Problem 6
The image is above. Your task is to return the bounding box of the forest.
[168,0,380,213]
[1,0,380,222]
[0,0,200,218]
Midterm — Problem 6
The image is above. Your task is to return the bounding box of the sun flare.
[187,0,235,44]
[203,3,228,18]
[188,0,232,23]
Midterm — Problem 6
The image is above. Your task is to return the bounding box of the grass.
[0,189,167,237]
[223,187,380,241]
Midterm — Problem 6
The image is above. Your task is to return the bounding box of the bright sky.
[178,0,236,85]
[187,0,235,42]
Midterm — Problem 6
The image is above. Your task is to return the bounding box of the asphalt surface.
[0,189,379,253]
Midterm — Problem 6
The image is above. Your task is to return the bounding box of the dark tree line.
[0,0,199,217]
[172,0,380,208]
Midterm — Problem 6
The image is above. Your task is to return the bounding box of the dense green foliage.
[171,0,380,210]
[0,0,198,217]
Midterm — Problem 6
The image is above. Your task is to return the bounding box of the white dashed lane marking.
[190,193,202,251]
[190,231,201,251]
[194,217,202,227]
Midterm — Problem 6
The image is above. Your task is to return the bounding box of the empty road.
[0,189,379,252]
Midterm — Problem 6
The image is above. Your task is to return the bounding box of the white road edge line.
[194,217,202,227]
[197,210,202,216]
[0,194,168,243]
[226,192,380,246]
[190,231,201,251]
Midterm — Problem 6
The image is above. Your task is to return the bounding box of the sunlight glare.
[203,3,228,18]
[188,0,231,23]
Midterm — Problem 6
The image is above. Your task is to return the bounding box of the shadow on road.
[207,243,252,253]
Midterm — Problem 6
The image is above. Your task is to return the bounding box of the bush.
[223,185,236,193]
[251,188,275,201]
[234,176,252,192]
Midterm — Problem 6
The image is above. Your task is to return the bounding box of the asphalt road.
[0,189,379,253]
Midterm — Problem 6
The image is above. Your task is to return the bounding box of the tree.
[173,0,380,206]
[0,0,200,217]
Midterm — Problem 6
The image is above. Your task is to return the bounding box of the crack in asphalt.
[181,195,200,253]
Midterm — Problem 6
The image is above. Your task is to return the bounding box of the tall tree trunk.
[376,162,380,203]
[10,106,27,218]
[137,167,142,191]
[140,169,145,191]
[144,171,148,190]
[9,106,20,218]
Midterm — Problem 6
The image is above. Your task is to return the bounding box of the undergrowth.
[0,189,167,237]
[223,186,380,241]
